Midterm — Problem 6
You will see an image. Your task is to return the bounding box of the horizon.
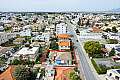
[0,0,120,12]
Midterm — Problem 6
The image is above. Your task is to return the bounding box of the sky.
[0,0,120,12]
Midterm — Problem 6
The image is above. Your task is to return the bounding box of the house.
[13,38,25,45]
[45,65,55,80]
[12,26,22,32]
[56,34,70,41]
[55,66,75,80]
[33,32,50,42]
[58,41,70,50]
[20,25,31,36]
[108,33,120,40]
[0,32,16,45]
[0,26,4,32]
[106,69,120,80]
[105,44,120,52]
[48,50,72,65]
[112,55,120,62]
[30,42,46,47]
[89,27,103,33]
[0,66,15,80]
[14,47,39,61]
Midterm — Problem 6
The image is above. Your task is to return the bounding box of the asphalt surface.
[67,22,98,80]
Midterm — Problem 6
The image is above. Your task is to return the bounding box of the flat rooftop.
[17,47,39,55]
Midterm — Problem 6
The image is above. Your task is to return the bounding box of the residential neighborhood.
[0,8,120,80]
[3,0,120,80]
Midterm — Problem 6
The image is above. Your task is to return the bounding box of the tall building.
[56,23,68,34]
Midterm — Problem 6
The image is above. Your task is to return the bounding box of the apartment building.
[14,47,39,61]
[0,32,16,45]
[56,23,68,34]
[33,32,50,42]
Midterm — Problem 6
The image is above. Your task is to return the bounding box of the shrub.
[91,59,101,74]
[91,59,109,74]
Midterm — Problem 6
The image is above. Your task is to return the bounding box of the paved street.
[67,22,99,80]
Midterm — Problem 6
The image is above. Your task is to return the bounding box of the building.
[33,32,50,42]
[13,38,25,45]
[20,25,31,36]
[55,66,75,80]
[106,69,120,80]
[56,23,68,34]
[58,41,70,50]
[0,32,16,45]
[49,50,72,65]
[108,33,120,40]
[0,66,15,80]
[14,47,39,61]
[56,34,70,40]
[0,26,4,32]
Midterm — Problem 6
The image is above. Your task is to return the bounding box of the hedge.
[91,59,108,74]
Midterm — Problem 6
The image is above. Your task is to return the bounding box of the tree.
[104,28,111,32]
[77,18,81,26]
[109,48,115,56]
[84,41,101,57]
[12,59,21,65]
[107,39,118,44]
[49,41,59,50]
[13,65,35,80]
[69,71,80,80]
[112,26,118,33]
[86,19,90,27]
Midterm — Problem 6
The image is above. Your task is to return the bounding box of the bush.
[107,39,118,44]
[91,59,109,74]
[93,54,103,58]
[91,59,101,74]
[99,64,108,74]
[111,66,120,69]
[12,59,21,65]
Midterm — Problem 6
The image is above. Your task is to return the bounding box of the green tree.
[13,65,35,80]
[107,39,118,44]
[112,26,118,33]
[104,28,111,32]
[50,41,59,50]
[77,18,81,26]
[69,71,80,80]
[109,48,116,56]
[84,41,101,57]
[12,59,21,65]
[86,19,90,27]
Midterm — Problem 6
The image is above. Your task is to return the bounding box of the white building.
[109,34,120,40]
[56,23,68,34]
[33,32,50,42]
[106,69,120,80]
[79,30,102,40]
[14,47,39,61]
[0,26,4,32]
[20,25,31,36]
[0,32,16,45]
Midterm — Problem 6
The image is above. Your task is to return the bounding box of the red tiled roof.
[58,41,70,46]
[55,67,74,80]
[0,66,15,80]
[56,34,70,39]
[90,27,102,33]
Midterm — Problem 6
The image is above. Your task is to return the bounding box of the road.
[67,22,99,80]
